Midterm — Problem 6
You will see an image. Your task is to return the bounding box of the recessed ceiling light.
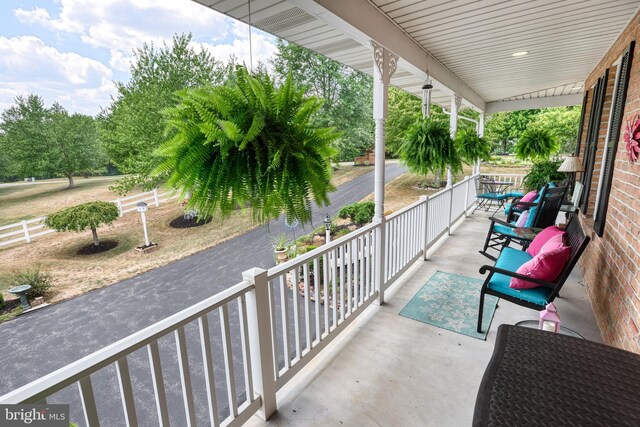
[512,51,529,57]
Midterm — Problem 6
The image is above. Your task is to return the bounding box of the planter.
[136,242,159,254]
[274,249,288,263]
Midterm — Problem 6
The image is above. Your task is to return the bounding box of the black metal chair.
[476,217,590,333]
[480,185,568,260]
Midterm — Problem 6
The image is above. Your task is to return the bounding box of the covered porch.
[246,211,601,427]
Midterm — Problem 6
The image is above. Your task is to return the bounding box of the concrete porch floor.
[247,211,602,427]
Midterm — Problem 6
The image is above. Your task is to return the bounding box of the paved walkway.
[0,164,404,424]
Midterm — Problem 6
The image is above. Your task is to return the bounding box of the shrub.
[338,201,375,226]
[7,268,53,299]
[523,160,568,191]
[0,293,4,309]
[45,201,119,246]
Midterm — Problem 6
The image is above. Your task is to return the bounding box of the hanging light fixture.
[422,53,432,118]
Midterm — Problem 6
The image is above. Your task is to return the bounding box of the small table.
[473,325,640,426]
[9,285,32,310]
[476,180,513,212]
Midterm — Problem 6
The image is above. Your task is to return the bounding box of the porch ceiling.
[194,0,640,112]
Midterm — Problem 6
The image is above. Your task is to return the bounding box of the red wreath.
[624,113,640,164]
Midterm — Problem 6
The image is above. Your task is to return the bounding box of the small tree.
[45,201,119,246]
[399,118,462,185]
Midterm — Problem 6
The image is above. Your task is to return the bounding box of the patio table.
[473,325,640,426]
[475,180,513,212]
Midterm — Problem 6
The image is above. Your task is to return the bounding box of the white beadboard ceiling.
[193,0,640,111]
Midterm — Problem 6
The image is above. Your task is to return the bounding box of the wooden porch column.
[371,40,397,305]
[448,94,462,186]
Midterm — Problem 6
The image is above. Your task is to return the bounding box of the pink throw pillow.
[515,210,529,227]
[510,244,571,289]
[526,226,564,257]
[516,191,538,209]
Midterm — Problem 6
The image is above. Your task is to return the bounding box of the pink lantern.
[539,303,561,333]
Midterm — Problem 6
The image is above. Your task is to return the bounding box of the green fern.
[156,66,339,224]
[455,128,491,164]
[515,127,558,160]
[400,118,462,176]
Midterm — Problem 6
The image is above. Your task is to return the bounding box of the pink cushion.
[510,241,570,289]
[515,210,529,227]
[516,191,538,209]
[526,226,564,257]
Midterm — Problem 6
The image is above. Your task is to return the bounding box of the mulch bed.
[169,215,213,229]
[0,298,20,316]
[77,240,118,255]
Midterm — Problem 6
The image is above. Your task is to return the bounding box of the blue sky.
[0,0,277,115]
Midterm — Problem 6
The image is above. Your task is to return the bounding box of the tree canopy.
[271,40,373,162]
[0,94,103,187]
[156,66,340,224]
[100,33,225,194]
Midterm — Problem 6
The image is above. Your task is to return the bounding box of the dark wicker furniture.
[473,325,640,426]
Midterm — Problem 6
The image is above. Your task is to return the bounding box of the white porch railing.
[0,174,480,426]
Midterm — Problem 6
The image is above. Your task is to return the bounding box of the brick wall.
[577,10,640,352]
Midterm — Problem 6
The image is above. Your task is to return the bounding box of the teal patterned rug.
[399,271,499,340]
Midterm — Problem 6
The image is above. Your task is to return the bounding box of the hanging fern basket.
[156,66,340,224]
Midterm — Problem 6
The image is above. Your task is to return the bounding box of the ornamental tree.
[156,65,340,225]
[45,201,119,246]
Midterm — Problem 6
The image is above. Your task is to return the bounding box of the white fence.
[0,174,480,426]
[0,189,177,248]
[480,173,526,191]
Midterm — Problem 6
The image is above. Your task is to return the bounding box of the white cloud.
[14,0,237,71]
[0,36,115,114]
[5,0,278,114]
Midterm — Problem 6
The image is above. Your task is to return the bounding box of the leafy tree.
[45,201,119,246]
[455,128,491,164]
[156,66,340,224]
[386,87,422,157]
[515,127,558,160]
[47,105,103,187]
[271,40,373,162]
[530,107,581,154]
[0,94,50,178]
[100,33,224,194]
[399,118,462,180]
[0,95,103,187]
[485,110,539,154]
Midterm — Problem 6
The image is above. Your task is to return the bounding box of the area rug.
[399,271,499,340]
